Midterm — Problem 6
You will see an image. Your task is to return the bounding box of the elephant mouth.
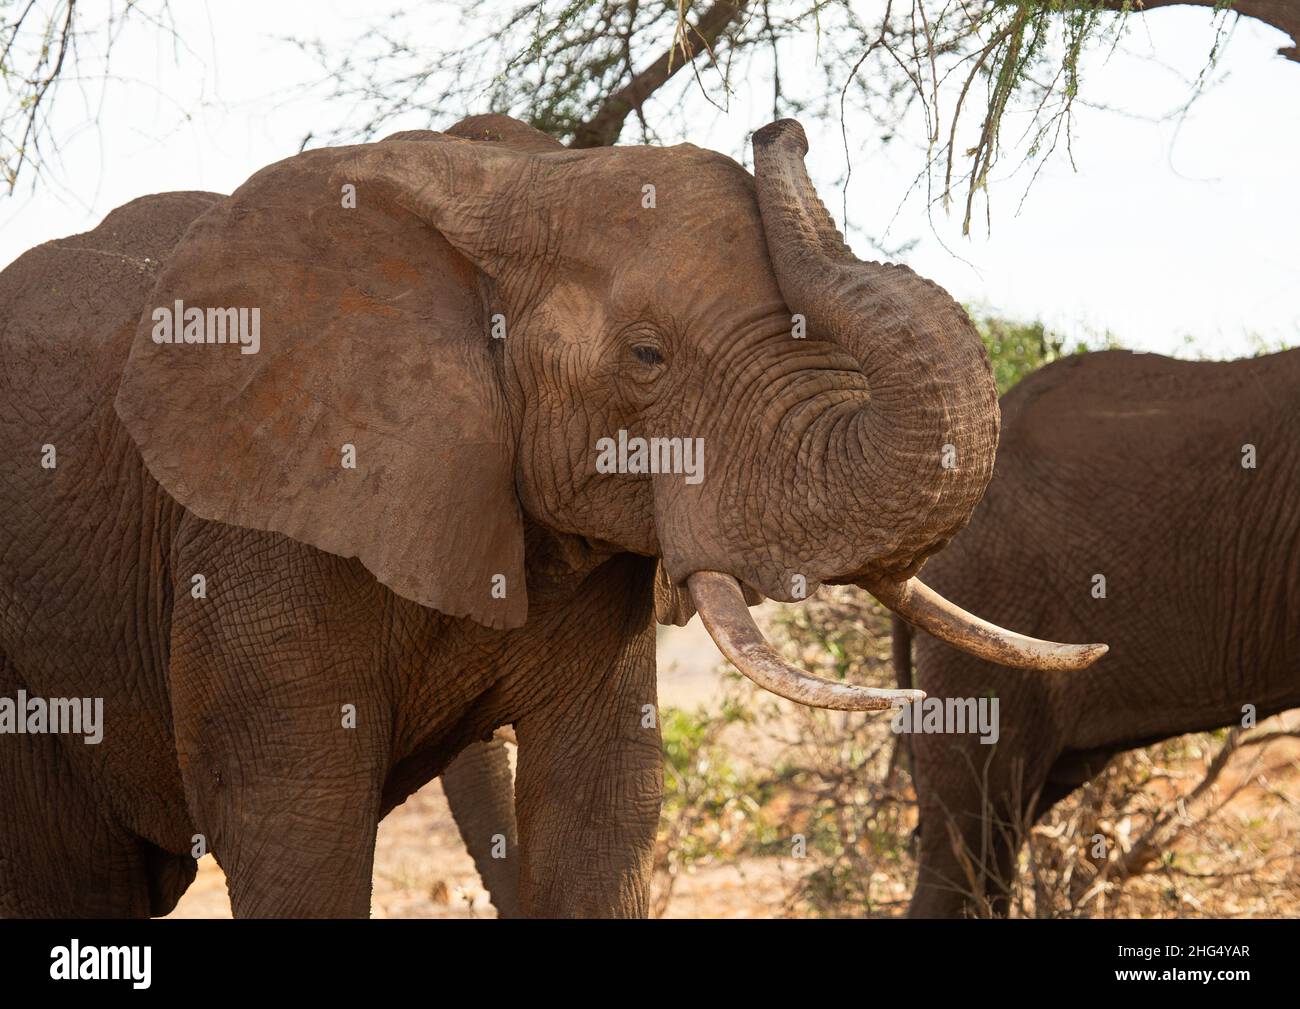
[686,569,1108,713]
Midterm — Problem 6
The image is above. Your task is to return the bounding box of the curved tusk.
[861,576,1108,671]
[687,570,924,711]
[493,725,518,746]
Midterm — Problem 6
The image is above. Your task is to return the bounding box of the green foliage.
[1246,333,1297,357]
[975,314,1074,394]
[972,312,1111,394]
[953,2,1112,230]
[655,698,777,898]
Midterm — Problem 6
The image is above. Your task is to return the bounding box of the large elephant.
[0,113,1102,918]
[898,348,1300,917]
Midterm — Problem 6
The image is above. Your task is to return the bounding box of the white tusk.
[862,575,1108,671]
[688,570,923,711]
[493,725,518,746]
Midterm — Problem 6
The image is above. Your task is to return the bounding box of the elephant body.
[0,127,667,917]
[1,111,1075,918]
[903,349,1300,917]
[0,183,662,915]
[1,192,220,915]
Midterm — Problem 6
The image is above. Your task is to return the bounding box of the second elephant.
[899,348,1300,917]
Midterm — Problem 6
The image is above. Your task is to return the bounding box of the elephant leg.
[910,737,1050,918]
[0,650,172,917]
[168,653,388,916]
[169,656,388,917]
[166,535,391,918]
[912,805,1022,918]
[512,582,661,918]
[442,737,521,917]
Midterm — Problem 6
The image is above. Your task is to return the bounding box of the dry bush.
[1008,728,1300,918]
[654,586,1300,918]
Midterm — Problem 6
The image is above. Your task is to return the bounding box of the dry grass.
[653,587,1300,918]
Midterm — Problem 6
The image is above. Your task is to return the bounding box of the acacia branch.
[569,0,750,148]
[1108,0,1300,61]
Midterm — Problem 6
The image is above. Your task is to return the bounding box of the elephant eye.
[633,345,665,366]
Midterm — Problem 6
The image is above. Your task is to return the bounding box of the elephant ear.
[115,136,537,629]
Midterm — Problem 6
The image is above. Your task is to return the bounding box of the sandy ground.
[170,775,804,918]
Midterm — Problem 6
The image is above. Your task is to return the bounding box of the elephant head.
[114,114,1104,713]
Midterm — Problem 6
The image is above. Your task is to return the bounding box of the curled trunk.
[750,120,1107,674]
[752,119,999,579]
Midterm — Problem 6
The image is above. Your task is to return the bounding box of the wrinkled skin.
[0,114,1001,917]
[901,349,1300,918]
[441,739,520,917]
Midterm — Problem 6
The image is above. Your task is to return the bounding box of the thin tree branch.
[569,0,749,148]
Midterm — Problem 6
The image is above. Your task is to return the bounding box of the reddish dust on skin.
[336,286,402,318]
[377,257,423,286]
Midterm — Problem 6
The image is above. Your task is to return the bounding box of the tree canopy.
[5,0,1298,229]
[292,1,1298,231]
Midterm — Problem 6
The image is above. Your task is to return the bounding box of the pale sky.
[2,1,1297,358]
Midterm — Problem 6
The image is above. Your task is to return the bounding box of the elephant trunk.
[752,119,998,578]
[749,120,1107,674]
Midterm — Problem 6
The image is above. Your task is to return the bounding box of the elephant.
[0,111,1104,918]
[438,735,521,916]
[895,348,1300,917]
